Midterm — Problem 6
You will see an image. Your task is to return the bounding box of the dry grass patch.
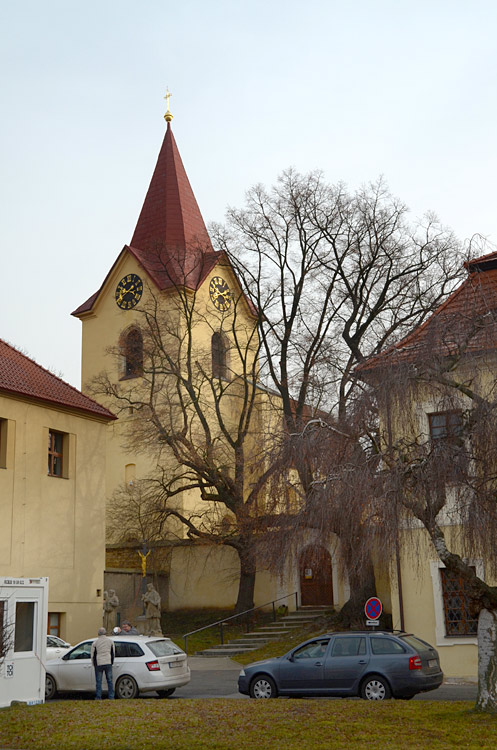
[1,699,496,750]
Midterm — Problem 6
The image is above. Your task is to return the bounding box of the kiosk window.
[14,602,35,652]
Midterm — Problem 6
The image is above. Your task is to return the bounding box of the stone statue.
[142,583,162,635]
[103,589,119,632]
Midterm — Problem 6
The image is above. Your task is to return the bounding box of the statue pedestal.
[135,615,163,637]
[135,615,148,635]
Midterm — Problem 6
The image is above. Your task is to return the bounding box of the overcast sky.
[2,0,497,388]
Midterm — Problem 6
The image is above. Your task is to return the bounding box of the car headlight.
[239,669,245,677]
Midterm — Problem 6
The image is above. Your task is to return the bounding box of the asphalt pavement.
[51,656,478,701]
[172,657,478,701]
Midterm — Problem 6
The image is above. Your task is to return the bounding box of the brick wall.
[106,544,173,573]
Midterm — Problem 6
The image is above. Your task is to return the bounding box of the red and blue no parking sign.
[364,597,382,621]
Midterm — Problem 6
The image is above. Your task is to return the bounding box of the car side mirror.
[287,655,294,662]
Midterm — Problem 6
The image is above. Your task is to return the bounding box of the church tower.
[72,100,242,398]
[72,100,263,613]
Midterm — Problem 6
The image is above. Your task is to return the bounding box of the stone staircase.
[195,606,331,657]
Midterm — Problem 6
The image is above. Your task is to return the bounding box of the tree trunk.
[234,544,256,613]
[476,608,497,712]
[332,560,379,629]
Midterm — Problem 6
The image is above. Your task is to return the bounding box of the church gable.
[73,117,224,319]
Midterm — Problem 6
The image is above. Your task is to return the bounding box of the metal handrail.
[183,591,299,653]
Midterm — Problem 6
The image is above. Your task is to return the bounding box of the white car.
[46,635,71,660]
[45,635,190,699]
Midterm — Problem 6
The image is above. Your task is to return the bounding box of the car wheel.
[249,675,277,699]
[157,688,175,698]
[45,674,57,700]
[115,675,139,699]
[360,675,391,701]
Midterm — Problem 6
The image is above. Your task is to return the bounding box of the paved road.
[52,657,478,701]
[172,657,478,701]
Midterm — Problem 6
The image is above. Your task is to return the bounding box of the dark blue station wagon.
[238,632,443,700]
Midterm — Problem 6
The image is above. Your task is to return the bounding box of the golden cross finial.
[164,87,173,123]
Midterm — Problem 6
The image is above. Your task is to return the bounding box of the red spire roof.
[131,122,212,254]
[128,121,219,290]
[73,121,221,317]
[0,339,115,420]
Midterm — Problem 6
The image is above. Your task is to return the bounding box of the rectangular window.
[440,568,478,636]
[48,612,61,637]
[48,430,64,477]
[428,411,466,478]
[0,419,7,469]
[331,637,366,656]
[14,601,35,652]
[429,411,463,441]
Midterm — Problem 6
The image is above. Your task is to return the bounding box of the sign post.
[364,596,382,629]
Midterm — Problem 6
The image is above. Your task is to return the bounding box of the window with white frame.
[440,567,478,636]
[14,601,35,652]
[430,560,482,646]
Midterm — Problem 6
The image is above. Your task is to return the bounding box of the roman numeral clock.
[115,274,143,309]
[209,276,231,312]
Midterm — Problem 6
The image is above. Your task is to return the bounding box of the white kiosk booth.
[0,577,48,708]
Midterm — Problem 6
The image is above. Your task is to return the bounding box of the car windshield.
[292,639,330,660]
[48,636,68,647]
[66,642,92,660]
[147,639,184,657]
[400,635,432,652]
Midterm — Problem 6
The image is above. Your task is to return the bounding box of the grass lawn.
[1,700,496,750]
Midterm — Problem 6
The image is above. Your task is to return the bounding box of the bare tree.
[213,171,463,622]
[94,172,463,623]
[93,250,280,612]
[0,600,12,667]
[352,253,497,711]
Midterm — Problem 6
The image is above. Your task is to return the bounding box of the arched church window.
[122,327,143,379]
[212,332,229,379]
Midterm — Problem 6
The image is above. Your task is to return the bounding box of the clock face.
[115,274,143,310]
[209,276,231,312]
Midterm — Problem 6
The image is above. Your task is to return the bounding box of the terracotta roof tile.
[0,339,115,420]
[357,254,497,374]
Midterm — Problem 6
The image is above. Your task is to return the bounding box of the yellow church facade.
[72,111,350,616]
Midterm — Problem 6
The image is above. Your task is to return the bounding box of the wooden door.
[299,546,333,606]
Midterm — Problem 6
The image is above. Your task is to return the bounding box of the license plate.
[169,661,182,669]
[428,659,438,668]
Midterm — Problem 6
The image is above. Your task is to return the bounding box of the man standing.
[91,627,115,699]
